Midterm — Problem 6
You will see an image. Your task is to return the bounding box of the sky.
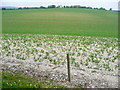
[1,0,120,10]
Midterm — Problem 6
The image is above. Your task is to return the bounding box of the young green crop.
[1,34,118,71]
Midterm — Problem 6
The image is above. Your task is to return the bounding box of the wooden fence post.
[67,53,71,82]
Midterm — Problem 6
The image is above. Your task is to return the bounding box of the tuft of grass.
[2,71,65,88]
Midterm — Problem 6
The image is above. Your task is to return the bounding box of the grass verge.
[2,71,65,88]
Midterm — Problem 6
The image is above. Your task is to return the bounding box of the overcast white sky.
[1,0,120,10]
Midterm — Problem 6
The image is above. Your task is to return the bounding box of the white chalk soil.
[1,56,119,88]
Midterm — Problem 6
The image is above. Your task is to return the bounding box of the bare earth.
[1,56,119,88]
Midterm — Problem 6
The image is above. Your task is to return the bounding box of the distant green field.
[2,8,118,37]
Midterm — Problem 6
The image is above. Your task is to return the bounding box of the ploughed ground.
[1,56,119,88]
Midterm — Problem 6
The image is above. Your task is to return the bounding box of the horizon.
[1,0,119,10]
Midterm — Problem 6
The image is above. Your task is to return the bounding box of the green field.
[2,8,118,37]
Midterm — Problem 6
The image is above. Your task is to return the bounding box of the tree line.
[1,5,112,11]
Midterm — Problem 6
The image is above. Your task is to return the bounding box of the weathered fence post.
[67,53,71,82]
